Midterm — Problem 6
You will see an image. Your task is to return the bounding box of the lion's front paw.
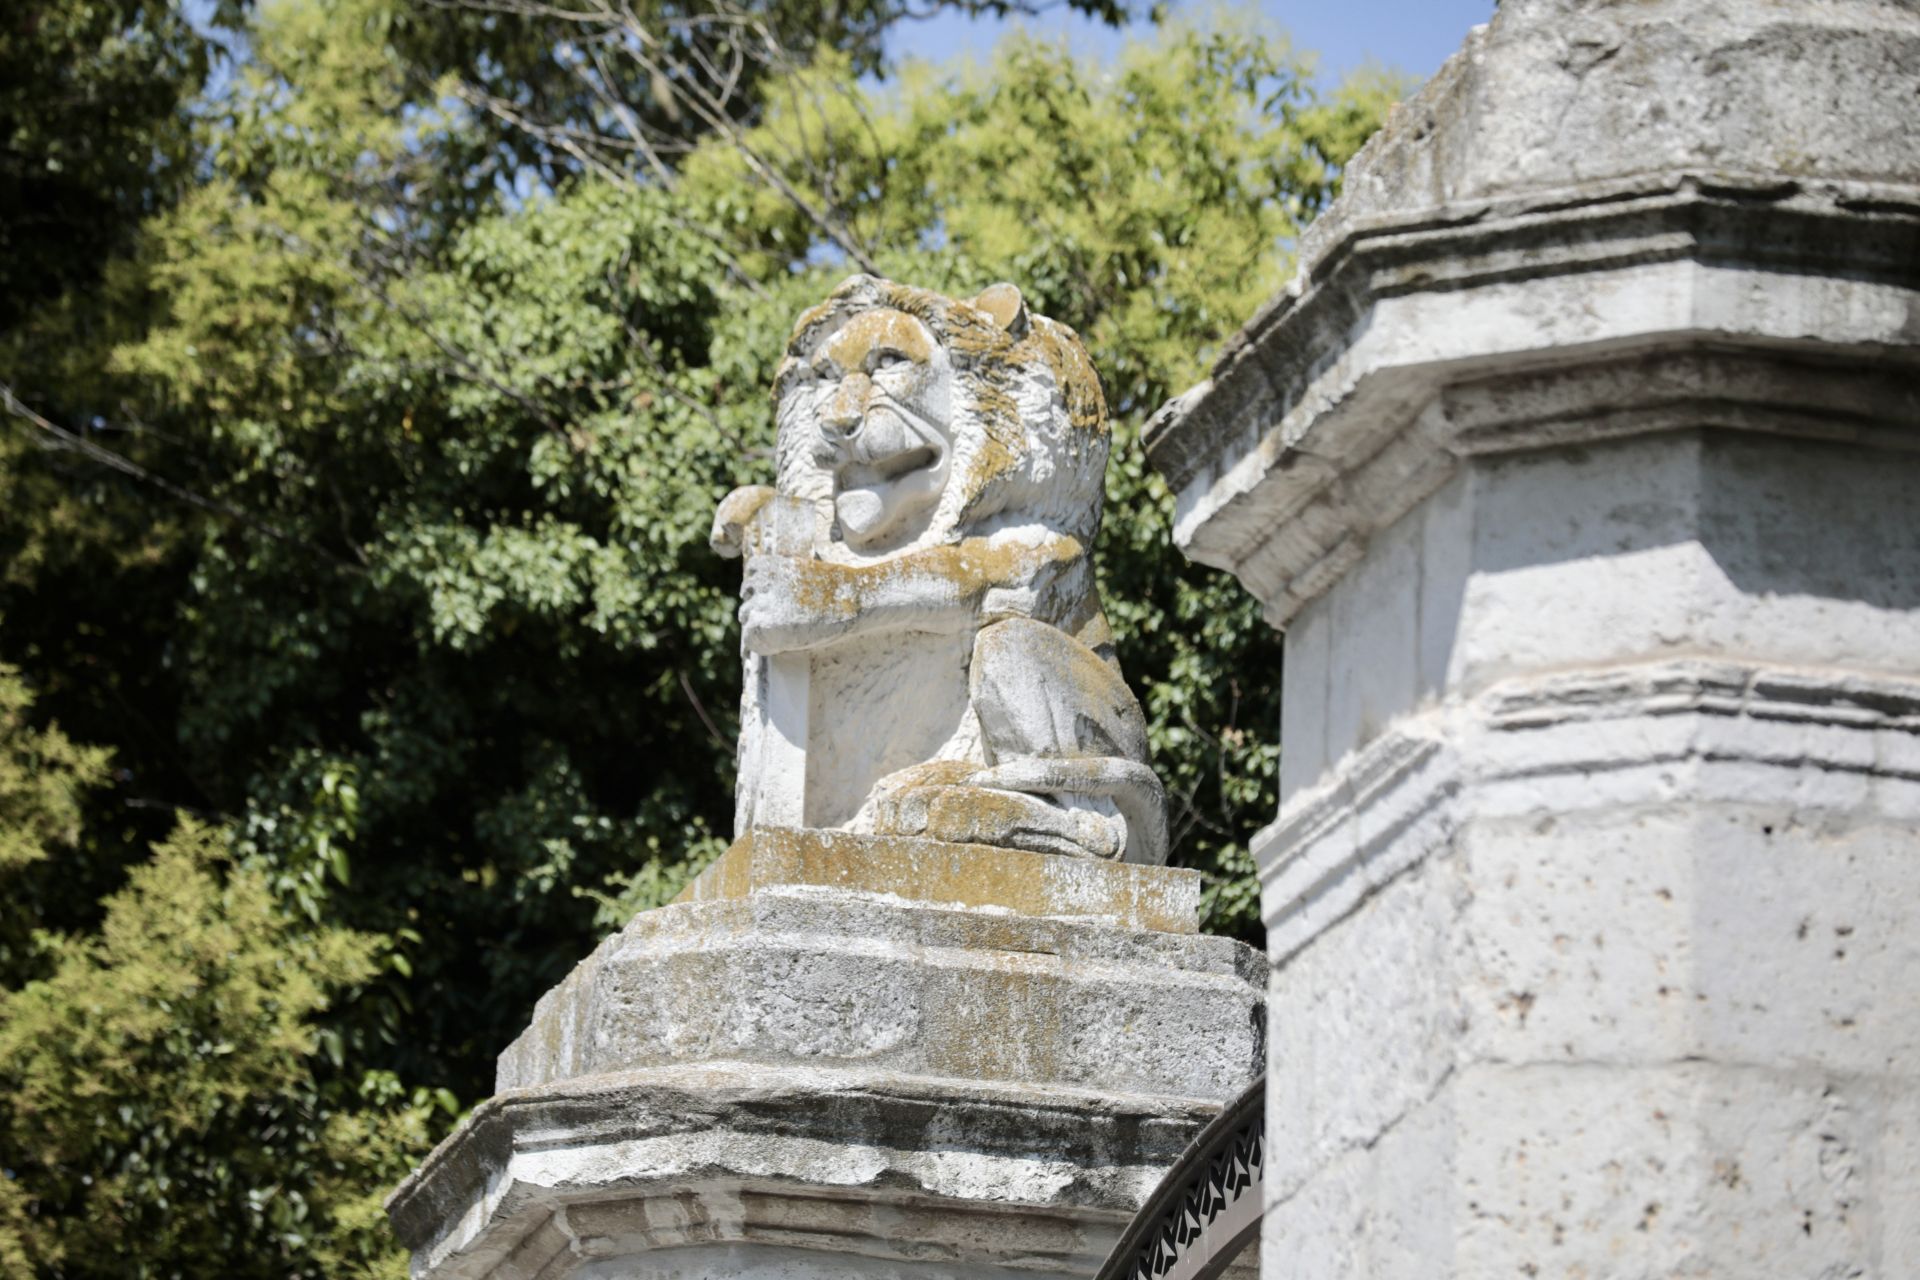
[710,485,776,559]
[739,555,851,655]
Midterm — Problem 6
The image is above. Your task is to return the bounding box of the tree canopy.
[0,0,1401,1271]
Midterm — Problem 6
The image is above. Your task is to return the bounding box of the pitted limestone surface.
[1143,3,1920,1277]
[494,878,1263,1100]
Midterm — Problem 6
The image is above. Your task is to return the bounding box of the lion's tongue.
[836,488,886,536]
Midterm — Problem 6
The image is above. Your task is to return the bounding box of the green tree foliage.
[0,0,223,329]
[0,0,1401,1270]
[0,821,427,1277]
[0,663,111,983]
[0,673,426,1276]
[0,664,110,877]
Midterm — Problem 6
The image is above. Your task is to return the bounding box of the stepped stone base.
[388,830,1265,1278]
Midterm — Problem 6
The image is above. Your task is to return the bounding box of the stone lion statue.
[712,275,1167,864]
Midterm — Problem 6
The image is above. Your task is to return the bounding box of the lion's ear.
[971,282,1029,338]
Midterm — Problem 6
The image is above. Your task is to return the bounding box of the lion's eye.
[873,351,906,372]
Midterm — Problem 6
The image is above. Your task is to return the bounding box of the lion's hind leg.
[967,617,1168,863]
[855,618,1169,862]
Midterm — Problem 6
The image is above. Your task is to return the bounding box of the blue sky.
[885,0,1498,87]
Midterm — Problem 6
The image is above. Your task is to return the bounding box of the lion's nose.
[823,373,870,439]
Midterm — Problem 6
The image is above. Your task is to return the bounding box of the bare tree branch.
[0,381,364,571]
[428,0,889,274]
[678,669,727,748]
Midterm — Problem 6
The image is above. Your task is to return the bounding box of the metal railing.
[1094,1078,1264,1280]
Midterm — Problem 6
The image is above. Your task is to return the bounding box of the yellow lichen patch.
[874,278,950,331]
[1031,320,1107,435]
[781,534,1081,623]
[822,309,936,371]
[924,961,1060,1083]
[672,826,1202,934]
[876,759,981,791]
[785,558,863,619]
[960,536,1074,596]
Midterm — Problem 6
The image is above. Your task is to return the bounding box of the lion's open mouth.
[835,402,947,493]
[832,406,949,546]
[839,442,941,488]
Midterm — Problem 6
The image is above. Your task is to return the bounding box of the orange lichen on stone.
[1033,321,1106,434]
[784,533,1082,623]
[822,308,937,370]
[674,826,1201,934]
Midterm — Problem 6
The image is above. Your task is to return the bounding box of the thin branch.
[450,79,631,188]
[433,0,884,274]
[678,669,727,748]
[0,382,363,571]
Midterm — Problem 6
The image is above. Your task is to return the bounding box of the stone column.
[1148,1,1920,1275]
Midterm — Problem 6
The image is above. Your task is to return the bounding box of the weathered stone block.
[674,825,1203,934]
[393,833,1264,1278]
[496,862,1255,1098]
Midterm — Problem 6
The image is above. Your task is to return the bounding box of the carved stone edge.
[1149,177,1920,489]
[385,1063,1229,1278]
[675,825,1205,936]
[1144,184,1920,627]
[1252,657,1920,963]
[492,888,1267,1096]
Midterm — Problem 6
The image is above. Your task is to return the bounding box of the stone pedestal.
[388,829,1265,1278]
[1148,1,1920,1276]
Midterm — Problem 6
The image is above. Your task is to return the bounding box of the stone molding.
[387,1063,1218,1279]
[1144,0,1920,629]
[1153,173,1920,493]
[494,885,1263,1098]
[675,825,1204,935]
[1147,182,1920,627]
[1258,657,1920,963]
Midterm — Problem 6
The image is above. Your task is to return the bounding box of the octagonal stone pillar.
[1147,1,1920,1276]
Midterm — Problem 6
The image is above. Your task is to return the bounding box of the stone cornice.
[386,1063,1221,1275]
[1256,658,1920,960]
[1146,180,1920,627]
[1152,173,1920,493]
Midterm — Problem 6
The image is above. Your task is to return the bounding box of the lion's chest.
[804,630,980,828]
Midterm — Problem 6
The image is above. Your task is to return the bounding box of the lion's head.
[772,275,1108,559]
